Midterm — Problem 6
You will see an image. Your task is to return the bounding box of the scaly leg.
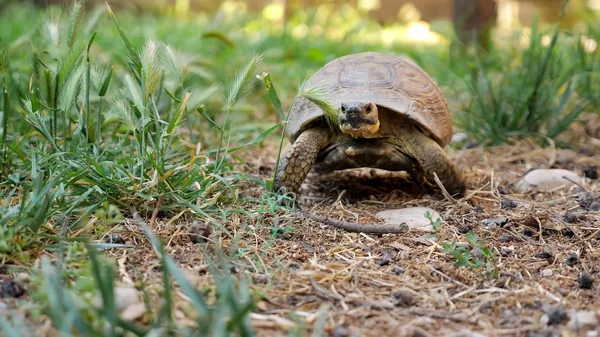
[273,127,331,198]
[402,131,466,197]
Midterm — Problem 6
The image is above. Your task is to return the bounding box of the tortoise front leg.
[273,127,331,199]
[404,134,466,197]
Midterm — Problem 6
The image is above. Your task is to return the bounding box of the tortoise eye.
[341,106,346,112]
[365,106,372,113]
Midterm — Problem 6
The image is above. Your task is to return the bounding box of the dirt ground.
[99,127,600,337]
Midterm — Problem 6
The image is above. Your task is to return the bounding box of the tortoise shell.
[286,52,452,147]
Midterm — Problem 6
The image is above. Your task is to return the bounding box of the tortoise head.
[338,101,380,138]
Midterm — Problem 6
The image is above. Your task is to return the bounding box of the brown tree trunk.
[453,0,497,51]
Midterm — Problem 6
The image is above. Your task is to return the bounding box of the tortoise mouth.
[339,119,380,138]
[339,116,378,129]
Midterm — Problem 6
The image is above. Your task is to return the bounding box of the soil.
[5,127,599,336]
[95,136,600,337]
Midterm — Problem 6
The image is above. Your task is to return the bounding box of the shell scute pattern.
[286,52,452,147]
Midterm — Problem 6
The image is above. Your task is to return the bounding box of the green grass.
[0,1,281,335]
[0,0,599,335]
[438,1,599,147]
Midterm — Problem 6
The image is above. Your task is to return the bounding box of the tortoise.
[273,52,466,204]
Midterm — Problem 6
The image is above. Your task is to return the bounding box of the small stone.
[568,310,600,330]
[555,149,578,164]
[535,246,555,260]
[333,325,349,337]
[541,269,553,277]
[15,273,30,284]
[498,184,510,194]
[0,278,25,298]
[188,220,211,243]
[562,228,575,238]
[546,307,570,325]
[120,302,146,321]
[500,199,518,210]
[482,217,508,228]
[390,289,416,307]
[578,192,600,211]
[429,288,447,308]
[104,233,124,244]
[115,286,140,310]
[579,146,595,156]
[501,246,515,257]
[499,235,515,243]
[377,250,394,267]
[577,272,594,289]
[535,251,553,259]
[583,166,598,180]
[252,274,268,285]
[566,253,579,267]
[392,266,405,275]
[375,207,441,232]
[472,247,483,260]
[515,169,584,193]
[564,211,585,224]
[463,141,479,150]
[458,225,472,234]
[92,285,140,311]
[451,132,468,144]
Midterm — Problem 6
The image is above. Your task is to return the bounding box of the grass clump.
[448,1,598,146]
[0,1,298,336]
[0,0,269,259]
[0,2,275,334]
[2,217,258,337]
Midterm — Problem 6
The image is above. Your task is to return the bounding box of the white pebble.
[568,311,600,330]
[92,285,140,311]
[515,169,584,193]
[376,207,441,232]
[451,132,468,144]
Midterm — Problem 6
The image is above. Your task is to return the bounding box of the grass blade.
[133,212,210,316]
[106,2,142,75]
[87,244,117,337]
[260,73,289,191]
[227,123,280,153]
[98,67,113,97]
[167,91,190,135]
[0,317,22,337]
[262,73,285,121]
[67,0,84,48]
[2,83,9,176]
[197,105,223,131]
[226,54,262,110]
[296,82,339,126]
[201,31,235,48]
